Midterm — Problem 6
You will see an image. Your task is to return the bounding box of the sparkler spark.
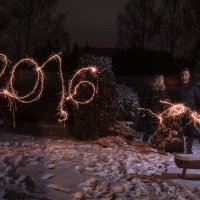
[0,53,99,124]
[139,100,200,126]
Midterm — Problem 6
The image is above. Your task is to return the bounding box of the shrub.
[72,54,116,139]
[115,84,140,125]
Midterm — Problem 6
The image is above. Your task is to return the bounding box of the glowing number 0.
[0,53,99,124]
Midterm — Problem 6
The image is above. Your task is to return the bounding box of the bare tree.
[117,0,194,58]
[185,0,200,72]
[1,0,70,60]
[156,0,187,56]
[117,0,156,49]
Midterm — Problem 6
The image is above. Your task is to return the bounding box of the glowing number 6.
[67,66,98,105]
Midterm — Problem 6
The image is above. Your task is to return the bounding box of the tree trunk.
[25,0,34,55]
[142,0,146,50]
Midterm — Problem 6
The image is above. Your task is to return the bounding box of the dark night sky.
[58,0,127,48]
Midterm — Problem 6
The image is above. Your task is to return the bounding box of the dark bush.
[115,84,140,126]
[72,54,116,139]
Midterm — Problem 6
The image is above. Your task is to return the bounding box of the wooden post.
[181,168,187,178]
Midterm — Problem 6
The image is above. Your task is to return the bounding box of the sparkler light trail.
[66,66,98,105]
[139,100,200,126]
[0,53,99,124]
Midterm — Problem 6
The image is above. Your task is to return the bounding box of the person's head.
[181,67,191,84]
[150,74,166,91]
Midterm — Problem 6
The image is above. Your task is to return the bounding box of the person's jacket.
[178,82,200,109]
[143,89,169,113]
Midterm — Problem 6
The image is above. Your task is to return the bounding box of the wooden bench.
[175,154,200,179]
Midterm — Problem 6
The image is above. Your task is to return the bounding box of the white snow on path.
[0,132,200,199]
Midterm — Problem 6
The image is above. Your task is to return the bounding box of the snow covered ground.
[0,127,200,199]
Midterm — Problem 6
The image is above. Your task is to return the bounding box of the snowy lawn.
[0,130,200,199]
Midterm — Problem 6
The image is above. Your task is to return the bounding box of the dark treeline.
[117,0,200,74]
[0,0,69,62]
[0,0,199,75]
[70,45,185,75]
[67,0,200,75]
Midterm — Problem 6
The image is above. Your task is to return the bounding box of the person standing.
[142,74,169,142]
[178,67,200,153]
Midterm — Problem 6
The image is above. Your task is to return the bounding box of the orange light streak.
[0,54,99,124]
[139,100,200,127]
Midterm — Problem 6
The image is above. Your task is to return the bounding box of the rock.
[88,177,98,186]
[182,190,195,199]
[96,136,127,148]
[47,163,56,169]
[142,178,152,183]
[75,165,84,171]
[160,182,169,191]
[41,174,55,180]
[181,185,197,193]
[126,173,135,181]
[100,192,115,200]
[73,191,85,199]
[102,186,110,194]
[114,185,125,193]
[48,184,71,193]
[177,195,186,200]
[82,186,92,194]
[158,193,169,200]
[97,185,110,194]
[109,121,137,140]
[101,181,111,187]
[197,186,200,197]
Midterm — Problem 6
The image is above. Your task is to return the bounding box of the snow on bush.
[115,84,140,123]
